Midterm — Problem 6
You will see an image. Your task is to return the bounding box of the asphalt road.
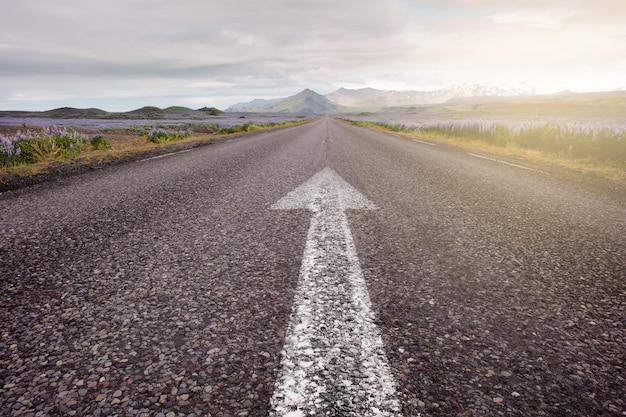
[1,116,624,416]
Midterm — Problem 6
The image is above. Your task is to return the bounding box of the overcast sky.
[1,0,624,111]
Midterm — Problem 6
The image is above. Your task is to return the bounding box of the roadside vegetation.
[346,119,626,181]
[0,126,111,167]
[216,120,304,134]
[143,127,193,143]
[0,117,316,186]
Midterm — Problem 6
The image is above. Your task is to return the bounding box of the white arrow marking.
[270,167,401,417]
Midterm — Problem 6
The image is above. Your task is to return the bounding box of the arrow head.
[271,167,377,211]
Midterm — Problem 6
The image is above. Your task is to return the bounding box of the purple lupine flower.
[0,134,16,158]
[0,134,12,148]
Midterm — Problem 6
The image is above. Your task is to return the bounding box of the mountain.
[325,83,538,110]
[231,89,346,114]
[226,83,542,113]
[262,89,346,113]
[226,98,283,112]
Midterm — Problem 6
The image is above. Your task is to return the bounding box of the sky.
[1,0,624,111]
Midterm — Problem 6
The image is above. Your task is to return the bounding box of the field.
[341,112,626,181]
[0,113,315,189]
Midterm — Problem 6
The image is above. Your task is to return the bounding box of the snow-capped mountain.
[226,83,542,113]
[325,83,538,110]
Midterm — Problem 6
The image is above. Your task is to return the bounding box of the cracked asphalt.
[1,116,624,416]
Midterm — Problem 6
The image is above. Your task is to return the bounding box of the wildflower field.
[343,114,626,180]
[0,113,315,169]
[0,126,111,167]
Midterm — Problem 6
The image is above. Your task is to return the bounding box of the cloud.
[1,0,624,110]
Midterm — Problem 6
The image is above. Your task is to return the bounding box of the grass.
[346,120,626,182]
[1,127,95,166]
[215,120,307,134]
[143,128,193,143]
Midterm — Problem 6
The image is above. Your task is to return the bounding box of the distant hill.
[0,106,223,120]
[38,107,110,119]
[196,106,222,115]
[124,106,166,119]
[435,90,626,119]
[163,106,193,112]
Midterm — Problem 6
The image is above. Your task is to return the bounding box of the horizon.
[2,84,625,114]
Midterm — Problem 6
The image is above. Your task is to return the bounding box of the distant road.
[1,116,624,416]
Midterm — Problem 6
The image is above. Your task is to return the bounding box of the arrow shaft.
[270,181,400,416]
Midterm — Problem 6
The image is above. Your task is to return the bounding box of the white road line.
[137,148,193,162]
[468,152,546,174]
[412,138,436,146]
[392,134,435,146]
[270,168,401,417]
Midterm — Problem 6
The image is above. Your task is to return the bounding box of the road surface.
[1,116,624,416]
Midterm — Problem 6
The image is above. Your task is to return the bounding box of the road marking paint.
[412,138,436,146]
[137,148,193,162]
[270,168,401,416]
[468,152,546,174]
[392,134,435,146]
